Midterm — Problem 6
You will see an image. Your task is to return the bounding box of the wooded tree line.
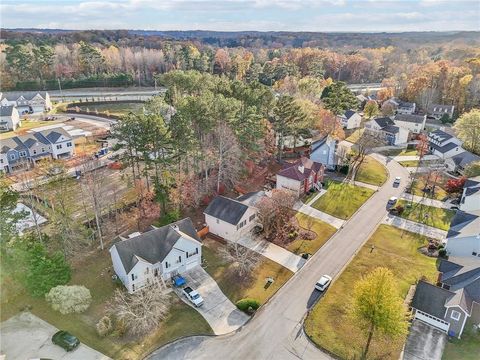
[1,33,479,113]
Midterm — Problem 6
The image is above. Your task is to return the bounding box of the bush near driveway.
[236,298,260,314]
[45,285,92,314]
[311,180,375,220]
[354,156,388,186]
[396,200,455,230]
[304,225,437,360]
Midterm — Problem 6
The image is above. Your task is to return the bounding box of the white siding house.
[310,136,337,170]
[40,128,75,159]
[338,110,361,130]
[110,218,202,293]
[365,117,409,145]
[0,105,21,131]
[445,210,480,258]
[459,177,480,212]
[394,114,426,134]
[428,129,464,159]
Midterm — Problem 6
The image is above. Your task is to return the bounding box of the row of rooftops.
[1,127,71,155]
[0,91,49,103]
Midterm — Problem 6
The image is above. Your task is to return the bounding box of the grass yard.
[311,180,375,219]
[304,225,438,360]
[397,199,455,230]
[383,148,418,157]
[355,156,388,186]
[78,102,144,117]
[345,128,364,143]
[202,238,293,305]
[0,249,213,360]
[0,120,62,140]
[399,160,420,167]
[410,175,448,201]
[302,190,319,204]
[285,213,337,255]
[443,320,480,360]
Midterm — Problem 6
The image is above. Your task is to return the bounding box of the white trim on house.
[413,309,450,333]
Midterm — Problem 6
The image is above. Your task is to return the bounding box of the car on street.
[387,196,398,208]
[393,176,401,186]
[52,330,80,352]
[182,286,204,307]
[314,275,332,291]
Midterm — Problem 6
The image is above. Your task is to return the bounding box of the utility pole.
[154,78,157,91]
[57,79,64,103]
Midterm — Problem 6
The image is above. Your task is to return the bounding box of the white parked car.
[387,196,398,206]
[315,275,332,292]
[393,177,401,185]
[182,286,204,307]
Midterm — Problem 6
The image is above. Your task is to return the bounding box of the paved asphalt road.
[148,154,410,360]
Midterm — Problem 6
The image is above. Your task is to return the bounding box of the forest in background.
[1,29,479,113]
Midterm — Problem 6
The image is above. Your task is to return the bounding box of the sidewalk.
[294,201,346,229]
[401,194,448,209]
[235,236,306,273]
[382,214,447,240]
[393,154,439,161]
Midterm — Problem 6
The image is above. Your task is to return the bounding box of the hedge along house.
[411,257,480,338]
[109,218,202,294]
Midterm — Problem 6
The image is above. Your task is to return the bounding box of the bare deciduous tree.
[256,189,297,240]
[108,287,171,337]
[219,241,259,278]
[213,123,243,193]
[346,130,381,182]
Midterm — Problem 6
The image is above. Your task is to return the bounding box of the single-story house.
[338,110,362,130]
[110,218,202,293]
[394,114,426,134]
[364,117,409,145]
[446,151,480,174]
[428,129,465,159]
[459,176,480,213]
[410,257,480,338]
[310,136,337,170]
[444,210,480,258]
[276,157,324,196]
[204,193,262,241]
[0,105,21,131]
[428,104,455,121]
[396,101,416,115]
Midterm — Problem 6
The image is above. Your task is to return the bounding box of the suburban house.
[445,151,480,174]
[428,129,465,159]
[0,105,21,131]
[276,157,324,196]
[459,177,480,212]
[310,136,337,170]
[110,218,202,294]
[383,98,400,109]
[364,117,409,145]
[428,104,455,121]
[411,257,480,338]
[0,91,53,113]
[444,210,480,258]
[393,114,426,134]
[396,101,416,115]
[337,110,361,130]
[204,192,263,241]
[0,127,75,173]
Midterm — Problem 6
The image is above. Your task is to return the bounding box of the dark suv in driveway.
[52,330,80,351]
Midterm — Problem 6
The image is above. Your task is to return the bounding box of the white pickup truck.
[182,286,204,307]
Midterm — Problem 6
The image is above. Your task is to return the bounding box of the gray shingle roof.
[39,127,71,144]
[373,117,394,128]
[395,114,425,124]
[1,91,48,102]
[0,105,15,116]
[113,218,201,274]
[447,210,480,239]
[411,280,454,319]
[430,141,459,154]
[1,136,27,154]
[344,110,357,119]
[451,151,480,167]
[383,125,399,134]
[429,129,453,142]
[236,191,265,207]
[204,196,248,225]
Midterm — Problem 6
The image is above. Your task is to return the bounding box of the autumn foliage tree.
[445,177,466,194]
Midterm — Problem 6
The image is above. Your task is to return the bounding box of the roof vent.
[171,224,179,231]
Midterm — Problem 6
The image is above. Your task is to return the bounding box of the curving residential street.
[148,154,410,360]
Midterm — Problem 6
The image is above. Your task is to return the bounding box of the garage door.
[414,310,450,333]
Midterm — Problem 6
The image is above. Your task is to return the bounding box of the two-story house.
[0,137,30,173]
[428,129,464,159]
[310,136,337,170]
[428,104,455,121]
[338,110,362,130]
[276,157,324,196]
[0,91,52,113]
[40,128,75,159]
[19,133,53,164]
[0,105,21,131]
[204,192,264,241]
[445,151,480,175]
[411,257,480,338]
[459,177,480,212]
[396,101,416,115]
[394,114,426,134]
[110,218,202,294]
[364,117,409,145]
[444,210,480,259]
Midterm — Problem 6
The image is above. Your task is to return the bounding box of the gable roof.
[398,101,415,109]
[428,104,454,113]
[1,136,27,154]
[0,105,15,117]
[383,125,400,134]
[429,129,453,142]
[1,91,48,102]
[236,191,265,207]
[446,210,480,239]
[204,196,249,225]
[411,280,454,319]
[39,127,71,144]
[451,151,480,167]
[277,157,323,182]
[430,141,460,154]
[344,110,358,119]
[112,218,201,274]
[373,117,394,129]
[394,114,425,124]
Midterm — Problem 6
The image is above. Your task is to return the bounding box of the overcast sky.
[1,0,479,32]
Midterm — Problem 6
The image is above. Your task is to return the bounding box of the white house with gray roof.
[444,210,480,259]
[0,91,52,113]
[428,104,455,121]
[396,101,416,115]
[0,105,20,131]
[445,151,480,175]
[204,193,262,241]
[428,129,464,159]
[337,109,361,130]
[393,113,426,134]
[459,177,480,213]
[364,117,409,145]
[110,218,202,293]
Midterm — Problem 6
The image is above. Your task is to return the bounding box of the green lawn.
[202,238,293,305]
[77,102,144,117]
[304,225,438,360]
[355,156,388,186]
[1,249,213,359]
[410,176,448,201]
[345,128,364,143]
[397,200,455,230]
[399,160,420,167]
[285,213,337,255]
[311,180,375,219]
[383,148,418,157]
[443,320,480,360]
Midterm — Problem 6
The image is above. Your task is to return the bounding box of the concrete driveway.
[403,320,447,360]
[173,266,249,335]
[0,312,110,360]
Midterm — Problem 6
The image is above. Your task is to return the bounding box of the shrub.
[236,298,260,314]
[45,285,92,314]
[96,315,113,337]
[438,249,447,258]
[395,205,404,215]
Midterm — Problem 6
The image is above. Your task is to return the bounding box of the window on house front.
[33,150,37,155]
[473,252,478,256]
[237,220,247,230]
[132,284,135,292]
[0,159,3,164]
[450,310,461,321]
[165,261,169,269]
[56,144,62,149]
[195,247,198,254]
[67,142,72,147]
[249,214,256,222]
[131,273,135,281]
[19,151,26,157]
[177,255,182,263]
[10,154,14,160]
